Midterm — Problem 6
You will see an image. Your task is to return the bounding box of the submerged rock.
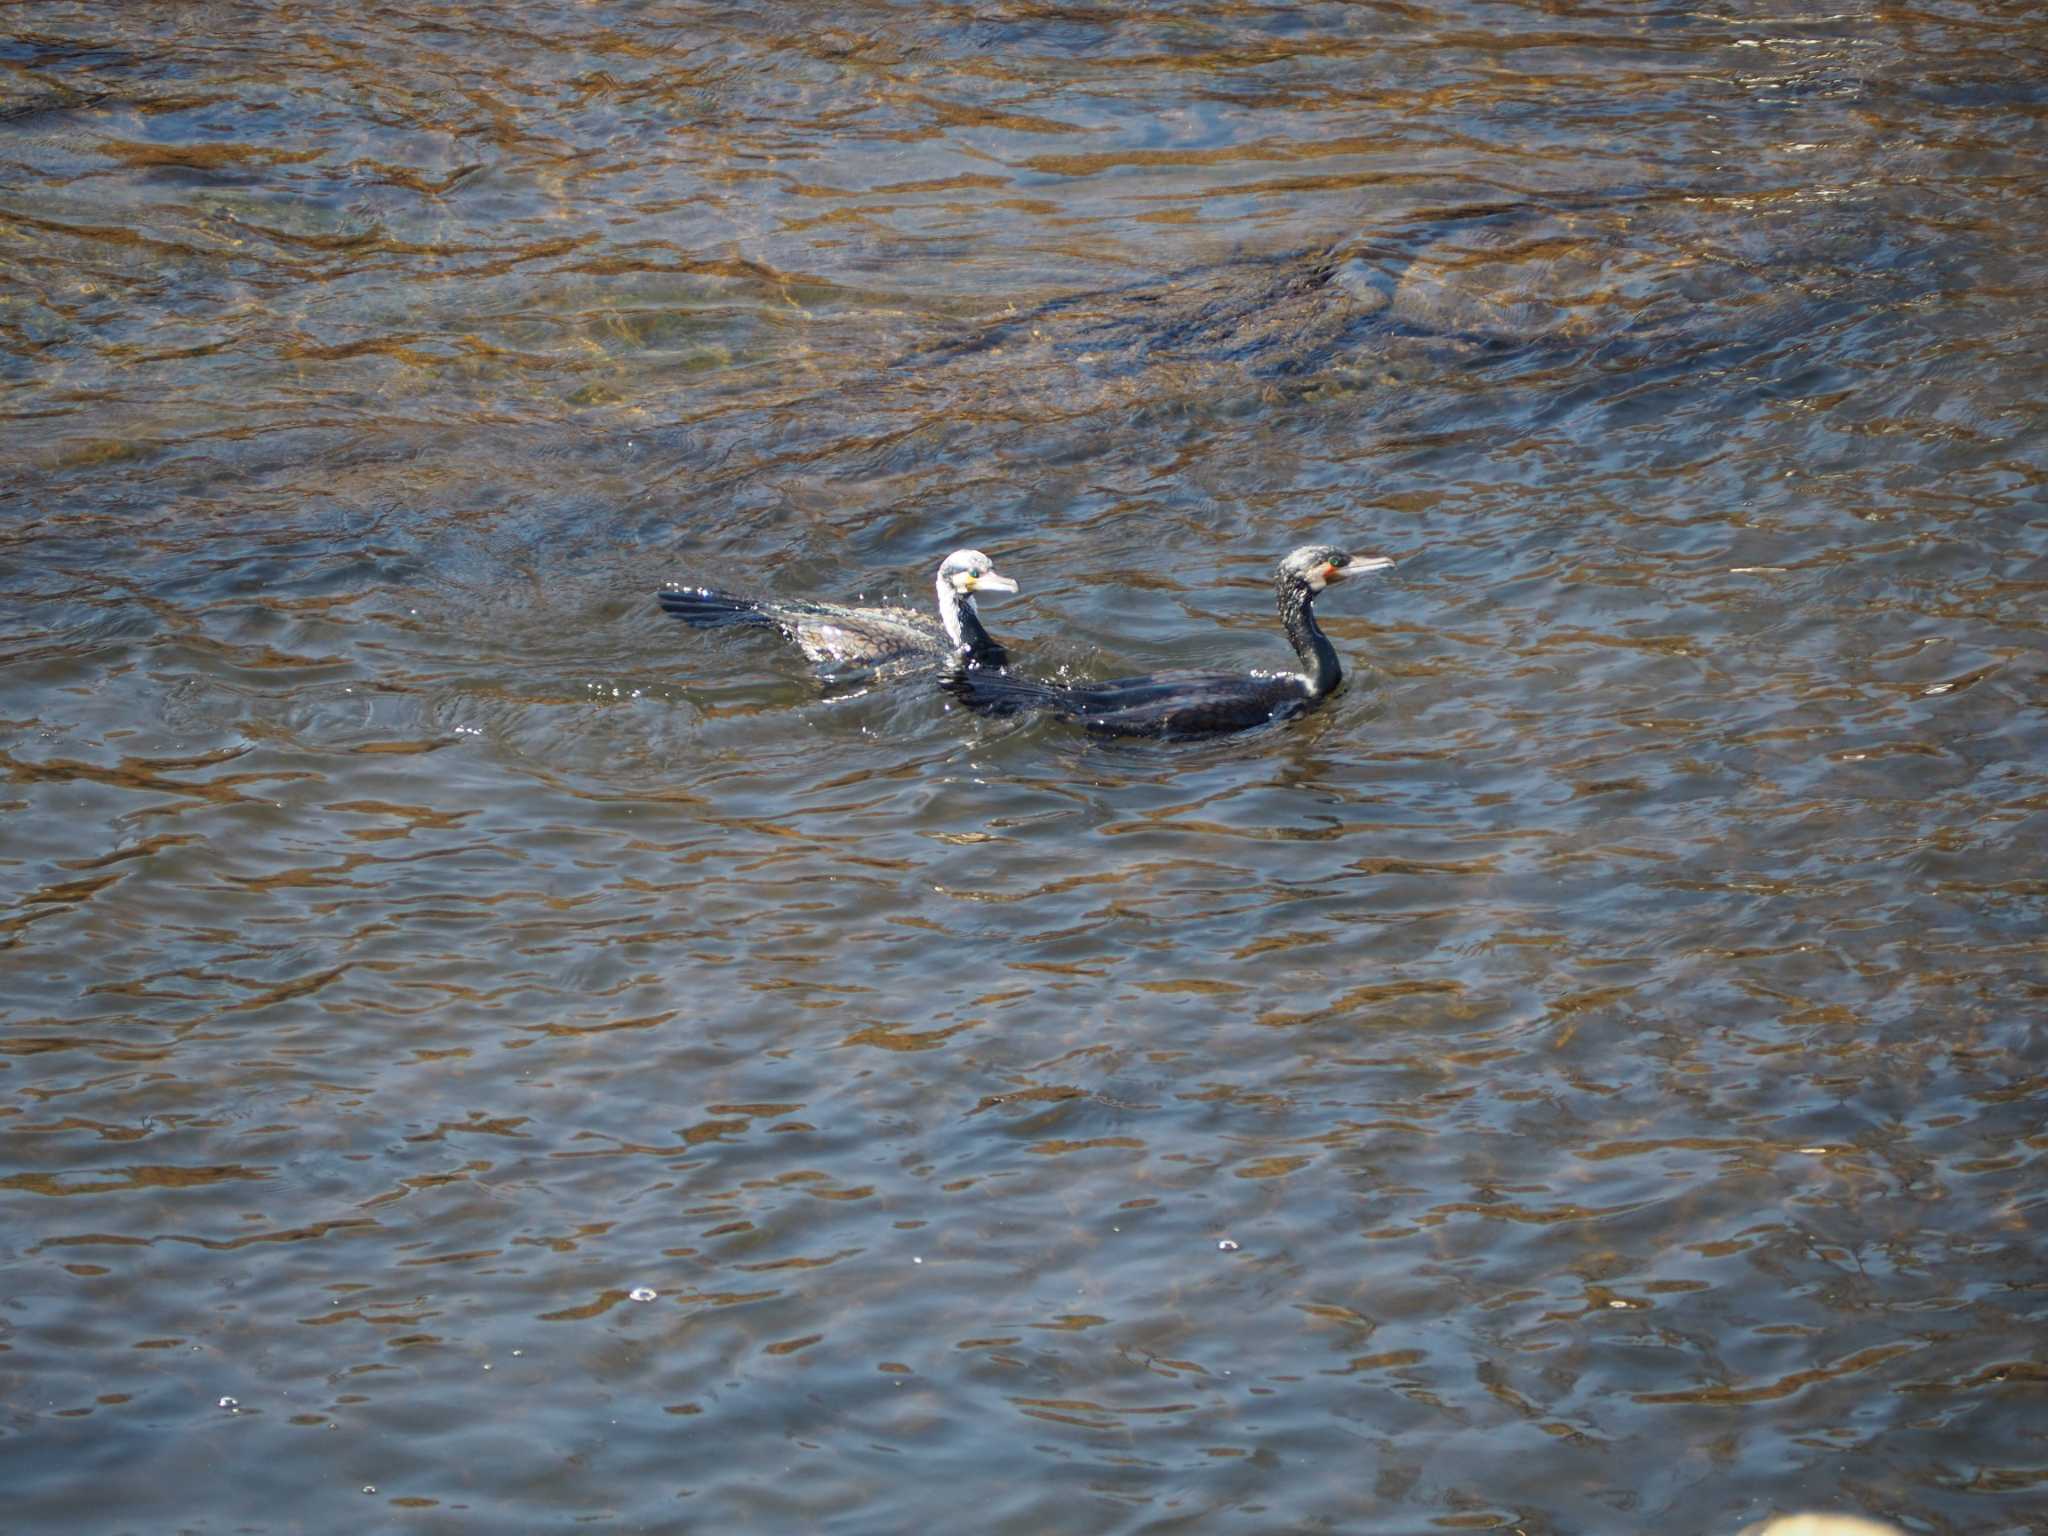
[907,191,1919,416]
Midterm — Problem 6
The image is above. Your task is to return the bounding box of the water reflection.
[4,1,2046,1532]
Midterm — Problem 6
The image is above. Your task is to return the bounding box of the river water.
[3,3,2045,1532]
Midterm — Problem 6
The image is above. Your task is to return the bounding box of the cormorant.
[658,549,1019,671]
[943,545,1391,738]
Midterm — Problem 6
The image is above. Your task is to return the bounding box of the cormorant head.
[937,549,1020,599]
[1280,544,1394,594]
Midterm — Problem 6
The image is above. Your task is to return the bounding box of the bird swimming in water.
[658,548,1019,672]
[944,544,1392,738]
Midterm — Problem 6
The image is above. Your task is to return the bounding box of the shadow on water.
[2,2,2046,1533]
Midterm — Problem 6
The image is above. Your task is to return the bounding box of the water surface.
[3,3,2046,1532]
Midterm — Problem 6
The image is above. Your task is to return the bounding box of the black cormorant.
[658,549,1019,671]
[943,544,1391,738]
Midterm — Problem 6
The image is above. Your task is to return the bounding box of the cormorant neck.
[936,580,1008,668]
[1279,575,1341,696]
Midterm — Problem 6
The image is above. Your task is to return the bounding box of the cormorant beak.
[965,570,1019,595]
[1318,557,1384,593]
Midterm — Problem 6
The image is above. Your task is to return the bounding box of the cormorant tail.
[657,588,774,629]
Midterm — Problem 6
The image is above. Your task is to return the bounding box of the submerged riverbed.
[3,3,2045,1532]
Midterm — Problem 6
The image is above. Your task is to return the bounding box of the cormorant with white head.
[659,549,1019,672]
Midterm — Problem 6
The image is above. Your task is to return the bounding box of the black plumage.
[944,545,1391,738]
